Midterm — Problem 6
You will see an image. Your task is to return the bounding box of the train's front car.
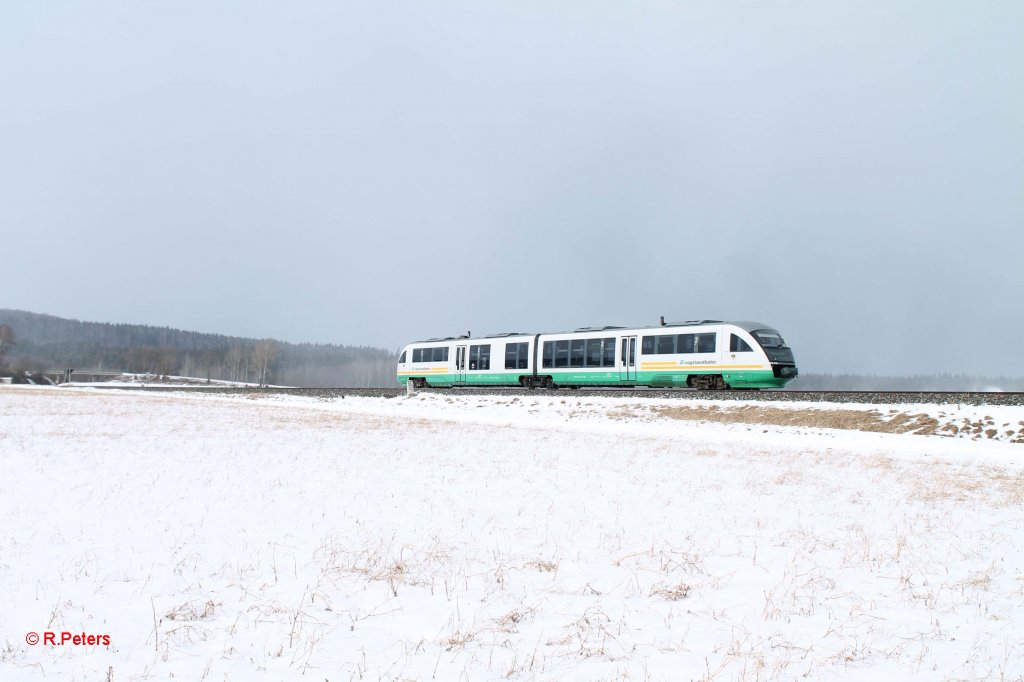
[747,326,798,387]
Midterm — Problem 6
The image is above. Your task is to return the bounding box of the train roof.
[407,321,779,345]
[410,332,533,344]
[544,320,777,334]
[723,321,776,333]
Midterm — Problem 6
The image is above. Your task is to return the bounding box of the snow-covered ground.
[1,386,1021,681]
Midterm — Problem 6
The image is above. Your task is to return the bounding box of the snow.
[1,385,1022,681]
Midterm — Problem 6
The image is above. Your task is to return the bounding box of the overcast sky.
[2,1,1021,376]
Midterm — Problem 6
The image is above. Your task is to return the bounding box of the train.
[397,319,798,390]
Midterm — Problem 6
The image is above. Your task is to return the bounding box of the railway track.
[79,385,1024,406]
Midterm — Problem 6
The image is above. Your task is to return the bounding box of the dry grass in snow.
[0,386,1022,681]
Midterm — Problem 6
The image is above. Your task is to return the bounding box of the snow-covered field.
[1,386,1022,681]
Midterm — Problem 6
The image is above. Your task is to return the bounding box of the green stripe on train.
[398,369,790,389]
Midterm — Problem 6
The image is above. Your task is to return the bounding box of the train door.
[619,336,637,381]
[727,331,759,374]
[455,345,468,384]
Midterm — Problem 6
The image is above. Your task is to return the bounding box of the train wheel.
[689,375,721,390]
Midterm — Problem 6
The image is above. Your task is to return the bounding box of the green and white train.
[397,319,798,390]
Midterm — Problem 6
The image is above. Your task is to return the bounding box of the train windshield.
[752,330,787,348]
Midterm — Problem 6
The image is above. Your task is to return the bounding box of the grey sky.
[2,1,1021,376]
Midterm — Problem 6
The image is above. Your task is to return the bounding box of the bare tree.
[225,345,248,383]
[250,339,278,387]
[124,345,176,376]
[180,352,198,379]
[200,349,221,383]
[125,346,155,374]
[0,324,14,372]
[156,347,177,377]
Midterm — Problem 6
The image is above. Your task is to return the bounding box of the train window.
[752,330,787,348]
[505,342,529,370]
[696,333,716,353]
[641,336,655,354]
[730,334,753,352]
[469,344,490,370]
[554,340,569,368]
[585,338,603,366]
[677,334,695,353]
[657,335,676,354]
[542,342,554,368]
[569,339,585,367]
[399,351,406,363]
[602,337,616,367]
[413,346,447,362]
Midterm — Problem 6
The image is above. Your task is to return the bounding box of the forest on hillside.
[0,310,397,387]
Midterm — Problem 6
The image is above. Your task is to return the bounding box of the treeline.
[0,309,398,387]
[792,373,1024,392]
